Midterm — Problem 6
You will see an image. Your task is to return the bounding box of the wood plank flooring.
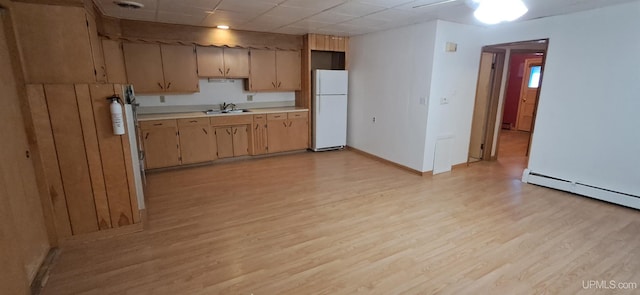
[41,151,639,294]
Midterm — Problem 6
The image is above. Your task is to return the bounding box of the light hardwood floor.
[41,151,639,294]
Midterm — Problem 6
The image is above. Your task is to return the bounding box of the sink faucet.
[221,102,236,111]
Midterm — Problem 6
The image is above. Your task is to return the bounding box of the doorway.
[468,39,548,164]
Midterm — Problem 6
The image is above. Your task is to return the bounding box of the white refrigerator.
[313,70,348,151]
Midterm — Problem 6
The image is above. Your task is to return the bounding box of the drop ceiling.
[94,0,639,36]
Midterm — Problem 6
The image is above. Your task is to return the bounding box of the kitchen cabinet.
[248,50,301,91]
[140,120,180,169]
[102,39,128,83]
[178,118,216,164]
[252,114,268,155]
[267,112,309,153]
[197,47,249,78]
[215,126,249,158]
[123,43,199,93]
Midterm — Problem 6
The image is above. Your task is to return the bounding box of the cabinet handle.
[153,123,163,126]
[226,129,231,135]
[271,82,276,88]
[288,121,292,127]
[233,128,238,135]
[282,121,287,127]
[190,120,198,123]
[277,81,282,88]
[166,82,171,89]
[202,128,208,135]
[145,132,149,139]
[255,124,259,130]
[219,68,224,75]
[226,68,230,75]
[158,82,164,89]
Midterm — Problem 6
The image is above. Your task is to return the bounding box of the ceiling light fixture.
[217,25,230,30]
[473,0,528,24]
[113,0,144,9]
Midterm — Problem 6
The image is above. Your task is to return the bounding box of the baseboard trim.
[346,146,423,176]
[30,248,60,295]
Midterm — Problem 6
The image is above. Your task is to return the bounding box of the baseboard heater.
[522,169,640,210]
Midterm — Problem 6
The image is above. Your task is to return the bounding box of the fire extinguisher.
[108,95,125,135]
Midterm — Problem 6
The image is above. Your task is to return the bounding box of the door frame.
[514,57,543,132]
[468,39,549,163]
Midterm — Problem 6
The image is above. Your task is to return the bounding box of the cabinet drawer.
[139,119,177,129]
[253,114,267,121]
[210,114,252,126]
[177,117,209,127]
[288,111,308,119]
[267,113,287,121]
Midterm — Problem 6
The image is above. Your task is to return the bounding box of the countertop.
[137,106,309,121]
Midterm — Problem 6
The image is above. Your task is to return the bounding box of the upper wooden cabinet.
[123,43,199,94]
[308,34,348,52]
[12,3,100,83]
[197,47,249,78]
[248,50,301,91]
[101,39,128,84]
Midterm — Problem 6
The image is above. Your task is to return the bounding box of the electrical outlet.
[372,117,376,123]
[160,95,166,103]
[247,95,253,101]
[440,97,449,105]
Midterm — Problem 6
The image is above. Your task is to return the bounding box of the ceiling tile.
[305,11,357,23]
[157,10,209,26]
[328,1,387,17]
[217,0,277,15]
[157,0,219,10]
[280,0,348,10]
[356,0,416,8]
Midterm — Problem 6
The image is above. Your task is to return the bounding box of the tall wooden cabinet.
[248,50,301,91]
[123,43,199,93]
[102,39,128,83]
[197,47,249,78]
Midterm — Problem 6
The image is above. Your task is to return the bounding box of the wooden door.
[267,113,288,153]
[232,125,249,156]
[276,50,301,90]
[102,39,127,83]
[86,12,106,82]
[215,127,234,158]
[288,113,309,150]
[516,58,543,132]
[12,2,95,83]
[142,125,180,169]
[249,50,277,91]
[196,46,225,77]
[0,16,50,283]
[179,125,214,164]
[252,115,268,155]
[468,52,495,160]
[123,43,165,93]
[224,48,249,78]
[161,44,199,93]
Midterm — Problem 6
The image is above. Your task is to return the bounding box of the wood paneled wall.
[27,83,141,237]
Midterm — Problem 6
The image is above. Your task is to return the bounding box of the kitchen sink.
[205,109,250,115]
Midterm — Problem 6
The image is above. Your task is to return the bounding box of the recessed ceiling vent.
[113,1,144,9]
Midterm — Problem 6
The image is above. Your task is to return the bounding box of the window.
[528,66,541,88]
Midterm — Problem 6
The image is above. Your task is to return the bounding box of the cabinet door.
[179,126,214,164]
[232,125,249,156]
[288,118,309,151]
[249,50,277,91]
[102,39,128,83]
[161,44,199,93]
[224,48,249,78]
[276,51,301,91]
[215,127,234,159]
[196,46,225,77]
[142,127,180,169]
[86,13,107,82]
[123,43,165,93]
[267,114,288,153]
[252,115,268,155]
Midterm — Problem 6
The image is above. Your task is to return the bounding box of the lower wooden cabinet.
[266,114,289,153]
[178,123,215,164]
[215,125,249,158]
[140,120,180,169]
[252,114,268,155]
[266,111,309,153]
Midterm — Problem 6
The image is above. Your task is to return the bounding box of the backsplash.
[136,79,295,109]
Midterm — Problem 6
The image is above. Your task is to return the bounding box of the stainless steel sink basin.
[205,109,250,115]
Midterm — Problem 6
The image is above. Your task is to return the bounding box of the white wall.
[348,21,437,171]
[137,78,294,108]
[481,2,640,196]
[423,21,484,172]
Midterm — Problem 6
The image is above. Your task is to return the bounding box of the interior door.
[516,57,543,132]
[468,52,495,160]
